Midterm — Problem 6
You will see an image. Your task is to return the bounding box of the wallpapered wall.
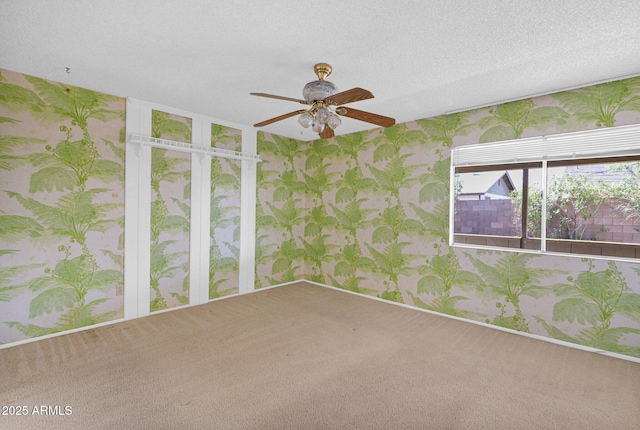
[0,69,243,343]
[256,76,640,358]
[1,65,639,358]
[208,124,242,299]
[0,69,126,344]
[148,111,243,309]
[150,110,192,311]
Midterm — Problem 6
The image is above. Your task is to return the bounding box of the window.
[454,164,543,250]
[450,124,640,259]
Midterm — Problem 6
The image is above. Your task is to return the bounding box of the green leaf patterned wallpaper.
[150,113,243,304]
[150,111,192,311]
[255,133,307,288]
[257,76,640,359]
[0,70,244,342]
[0,69,125,343]
[209,124,242,299]
[2,66,638,359]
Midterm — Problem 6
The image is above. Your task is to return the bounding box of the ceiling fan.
[251,63,395,139]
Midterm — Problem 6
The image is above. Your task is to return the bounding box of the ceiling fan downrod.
[313,63,332,81]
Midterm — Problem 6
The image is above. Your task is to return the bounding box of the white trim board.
[124,98,258,321]
[2,98,260,350]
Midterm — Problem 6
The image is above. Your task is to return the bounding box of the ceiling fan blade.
[336,107,396,128]
[254,110,308,127]
[320,126,335,139]
[250,93,308,105]
[325,87,373,106]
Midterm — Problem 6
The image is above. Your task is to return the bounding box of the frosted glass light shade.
[315,107,330,123]
[327,113,342,130]
[298,112,313,128]
[312,122,323,133]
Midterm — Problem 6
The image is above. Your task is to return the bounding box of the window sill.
[453,234,640,261]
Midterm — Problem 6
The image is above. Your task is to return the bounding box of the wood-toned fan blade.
[250,93,307,104]
[254,110,307,127]
[320,126,335,139]
[325,88,373,105]
[337,107,395,128]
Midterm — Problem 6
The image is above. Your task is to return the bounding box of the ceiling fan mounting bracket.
[313,63,332,81]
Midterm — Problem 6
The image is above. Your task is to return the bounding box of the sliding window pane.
[545,161,640,246]
[454,168,541,250]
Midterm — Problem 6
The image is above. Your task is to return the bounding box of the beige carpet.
[1,282,639,430]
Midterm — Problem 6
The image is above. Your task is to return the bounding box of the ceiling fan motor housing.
[303,80,338,103]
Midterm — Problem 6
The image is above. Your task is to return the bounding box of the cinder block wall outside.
[454,200,640,243]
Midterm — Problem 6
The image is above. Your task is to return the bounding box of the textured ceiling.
[1,0,640,141]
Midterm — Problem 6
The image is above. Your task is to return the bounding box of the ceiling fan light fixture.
[251,63,395,137]
[298,111,313,128]
[327,113,342,130]
[315,106,330,123]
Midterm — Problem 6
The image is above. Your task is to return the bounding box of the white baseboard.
[4,278,640,365]
[279,279,640,365]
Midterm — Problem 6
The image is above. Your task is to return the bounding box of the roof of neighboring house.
[457,171,515,195]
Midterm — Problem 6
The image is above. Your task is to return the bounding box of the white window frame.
[450,123,640,261]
